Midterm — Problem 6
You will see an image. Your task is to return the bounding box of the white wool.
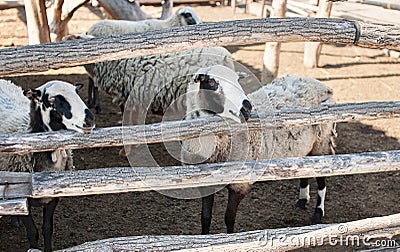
[0,79,30,134]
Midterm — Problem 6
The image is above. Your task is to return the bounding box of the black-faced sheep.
[181,70,336,234]
[0,79,95,252]
[90,47,235,122]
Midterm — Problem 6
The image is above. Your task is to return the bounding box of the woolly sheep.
[70,7,202,114]
[181,71,336,234]
[87,7,201,37]
[89,47,236,125]
[0,79,95,252]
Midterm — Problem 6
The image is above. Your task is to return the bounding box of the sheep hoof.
[310,209,323,224]
[294,199,308,211]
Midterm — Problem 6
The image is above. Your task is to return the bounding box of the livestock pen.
[0,17,399,251]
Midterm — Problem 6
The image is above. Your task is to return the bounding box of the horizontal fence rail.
[59,213,400,251]
[0,198,28,215]
[0,101,400,155]
[0,18,399,76]
[1,150,400,199]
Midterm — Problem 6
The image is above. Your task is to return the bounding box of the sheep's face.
[178,7,202,25]
[193,65,252,123]
[24,80,95,134]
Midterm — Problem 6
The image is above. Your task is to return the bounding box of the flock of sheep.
[1,7,337,251]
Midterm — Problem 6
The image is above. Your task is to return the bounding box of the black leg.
[20,209,39,249]
[225,187,246,234]
[87,77,94,108]
[294,178,310,211]
[93,86,101,114]
[201,193,215,235]
[311,177,326,224]
[42,198,59,252]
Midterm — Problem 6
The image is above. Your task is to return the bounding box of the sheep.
[90,47,235,123]
[181,69,336,234]
[72,6,202,114]
[249,75,336,226]
[0,79,95,252]
[87,7,201,37]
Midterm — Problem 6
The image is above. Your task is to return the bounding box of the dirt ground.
[0,4,399,252]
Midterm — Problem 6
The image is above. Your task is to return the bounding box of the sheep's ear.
[74,83,85,93]
[23,89,41,100]
[194,74,206,83]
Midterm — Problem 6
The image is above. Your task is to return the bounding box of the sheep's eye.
[209,79,218,87]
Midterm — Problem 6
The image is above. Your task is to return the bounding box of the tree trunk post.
[97,0,151,20]
[261,0,287,84]
[24,0,51,44]
[161,0,173,20]
[303,0,333,68]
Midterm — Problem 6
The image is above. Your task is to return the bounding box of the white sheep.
[181,70,336,234]
[87,7,201,37]
[0,79,95,252]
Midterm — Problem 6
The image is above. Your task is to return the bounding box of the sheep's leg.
[294,178,310,211]
[20,212,39,249]
[10,216,23,228]
[93,86,101,114]
[311,177,326,224]
[42,198,59,252]
[225,187,247,234]
[87,77,94,108]
[201,193,215,235]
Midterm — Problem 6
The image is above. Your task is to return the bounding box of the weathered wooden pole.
[303,0,333,68]
[24,0,51,44]
[161,0,173,20]
[47,0,89,42]
[97,0,151,20]
[261,0,287,84]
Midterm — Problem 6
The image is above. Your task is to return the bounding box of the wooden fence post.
[261,0,287,84]
[24,0,51,44]
[303,0,333,68]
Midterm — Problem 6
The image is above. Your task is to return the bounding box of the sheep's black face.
[178,7,202,25]
[195,73,225,115]
[24,81,95,133]
[193,65,252,123]
[240,99,252,122]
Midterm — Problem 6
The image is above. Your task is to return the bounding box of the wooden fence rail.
[1,101,400,155]
[1,149,400,200]
[59,213,400,251]
[0,18,399,76]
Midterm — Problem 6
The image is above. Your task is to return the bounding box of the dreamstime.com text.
[256,224,399,249]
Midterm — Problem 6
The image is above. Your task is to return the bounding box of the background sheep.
[87,7,201,37]
[0,79,95,252]
[181,71,335,234]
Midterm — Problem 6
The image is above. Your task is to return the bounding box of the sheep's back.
[248,75,335,158]
[88,19,167,37]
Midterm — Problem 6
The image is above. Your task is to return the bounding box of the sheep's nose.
[83,109,95,128]
[240,99,252,122]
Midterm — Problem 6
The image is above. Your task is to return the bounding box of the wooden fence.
[0,17,400,251]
